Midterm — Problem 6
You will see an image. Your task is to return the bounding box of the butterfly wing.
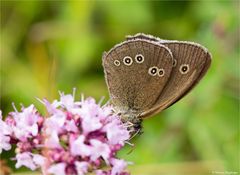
[161,40,212,107]
[103,39,173,115]
[140,38,211,118]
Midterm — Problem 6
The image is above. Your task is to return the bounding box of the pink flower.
[11,105,39,141]
[77,98,103,134]
[32,154,46,167]
[75,161,89,175]
[70,135,91,157]
[1,91,132,175]
[16,152,38,170]
[40,99,61,114]
[104,119,130,145]
[82,115,102,134]
[60,94,75,110]
[111,158,129,175]
[47,162,66,175]
[95,170,108,175]
[45,111,66,134]
[98,106,113,121]
[59,92,81,114]
[0,111,12,135]
[45,131,61,149]
[65,119,78,133]
[0,111,12,153]
[0,133,11,153]
[79,98,102,120]
[13,124,38,141]
[95,159,130,175]
[90,139,111,163]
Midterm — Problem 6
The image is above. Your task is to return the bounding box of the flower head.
[0,91,131,175]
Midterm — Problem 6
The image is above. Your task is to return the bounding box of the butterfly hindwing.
[141,39,211,118]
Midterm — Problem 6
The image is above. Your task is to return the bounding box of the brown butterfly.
[102,33,211,134]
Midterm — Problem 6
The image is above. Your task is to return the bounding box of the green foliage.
[0,1,239,174]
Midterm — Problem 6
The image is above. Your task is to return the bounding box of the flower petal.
[0,133,11,153]
[45,131,61,149]
[111,158,128,175]
[90,139,110,163]
[15,152,37,170]
[75,161,89,175]
[70,135,91,157]
[47,163,66,175]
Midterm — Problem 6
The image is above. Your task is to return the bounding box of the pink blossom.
[40,99,61,114]
[90,139,111,163]
[13,123,38,141]
[104,119,130,145]
[79,98,101,119]
[16,152,37,170]
[95,170,107,175]
[11,105,39,141]
[47,162,66,175]
[0,133,11,153]
[32,154,46,167]
[0,111,12,135]
[45,131,61,149]
[111,158,129,175]
[59,93,81,114]
[98,106,113,121]
[70,135,91,157]
[75,161,89,175]
[64,119,78,133]
[82,115,102,134]
[60,94,75,110]
[0,112,12,153]
[74,98,103,134]
[44,112,67,135]
[0,91,132,175]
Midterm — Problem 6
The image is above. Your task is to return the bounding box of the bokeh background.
[0,1,239,175]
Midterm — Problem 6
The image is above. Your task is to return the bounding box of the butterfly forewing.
[103,39,173,115]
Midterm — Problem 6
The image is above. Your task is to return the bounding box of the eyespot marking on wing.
[114,60,121,66]
[135,54,144,63]
[158,68,165,77]
[123,56,133,66]
[179,64,190,74]
[148,66,158,76]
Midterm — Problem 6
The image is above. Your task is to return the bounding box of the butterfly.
[102,33,211,134]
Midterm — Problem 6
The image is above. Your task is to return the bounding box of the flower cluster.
[0,92,131,175]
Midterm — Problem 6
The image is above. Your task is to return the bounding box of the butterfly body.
[103,33,211,134]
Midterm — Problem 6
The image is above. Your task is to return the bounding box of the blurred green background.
[0,1,239,175]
